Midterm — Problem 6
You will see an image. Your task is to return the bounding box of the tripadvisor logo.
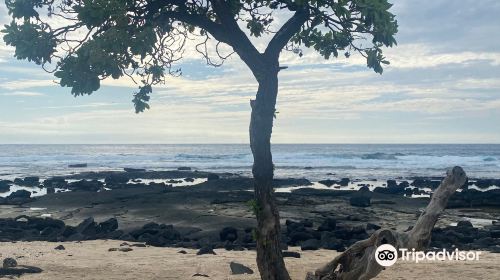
[375,244,398,267]
[374,244,481,267]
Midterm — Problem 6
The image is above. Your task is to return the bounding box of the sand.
[1,241,499,280]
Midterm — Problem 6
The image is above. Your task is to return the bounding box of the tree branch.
[265,7,310,59]
[210,0,266,76]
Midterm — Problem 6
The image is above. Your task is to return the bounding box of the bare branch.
[265,7,310,59]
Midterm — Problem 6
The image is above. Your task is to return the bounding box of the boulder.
[7,190,31,199]
[318,179,336,187]
[98,218,118,233]
[43,177,67,189]
[220,227,238,242]
[317,218,336,232]
[0,180,12,192]
[68,180,103,192]
[76,217,98,237]
[196,246,216,255]
[339,178,350,187]
[3,258,17,268]
[457,220,473,228]
[301,239,320,251]
[4,190,33,204]
[25,176,39,186]
[229,262,254,275]
[320,232,343,250]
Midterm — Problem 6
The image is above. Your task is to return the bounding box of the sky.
[0,0,499,144]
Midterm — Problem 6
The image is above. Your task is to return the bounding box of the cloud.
[0,0,499,143]
[1,91,45,97]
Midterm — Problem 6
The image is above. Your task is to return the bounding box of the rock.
[43,177,67,189]
[289,232,314,245]
[7,190,31,199]
[317,218,336,231]
[109,247,133,252]
[46,187,55,194]
[3,258,17,268]
[4,190,33,204]
[220,227,238,242]
[457,220,474,228]
[105,174,129,186]
[475,179,500,189]
[68,163,87,168]
[366,223,381,231]
[124,168,146,172]
[282,251,301,258]
[339,178,350,187]
[178,250,187,254]
[301,239,320,251]
[349,195,371,207]
[178,167,192,171]
[76,217,97,237]
[23,177,40,186]
[411,178,441,189]
[318,179,336,187]
[184,178,195,183]
[358,186,369,192]
[207,173,220,181]
[66,232,85,242]
[302,219,314,228]
[387,180,398,188]
[12,177,39,187]
[68,180,103,192]
[54,245,65,250]
[0,180,12,192]
[62,226,77,238]
[98,218,118,233]
[196,246,216,255]
[320,232,343,250]
[230,262,254,275]
[491,230,500,238]
[192,273,209,277]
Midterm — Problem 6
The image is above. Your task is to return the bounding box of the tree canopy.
[3,0,397,112]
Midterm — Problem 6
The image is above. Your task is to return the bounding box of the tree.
[2,1,397,279]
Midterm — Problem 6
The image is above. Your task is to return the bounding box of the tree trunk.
[306,166,467,280]
[250,64,290,280]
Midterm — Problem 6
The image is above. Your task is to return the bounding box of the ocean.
[0,144,499,181]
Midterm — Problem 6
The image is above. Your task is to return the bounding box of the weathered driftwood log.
[306,166,467,280]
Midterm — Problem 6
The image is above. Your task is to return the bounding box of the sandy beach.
[1,240,499,280]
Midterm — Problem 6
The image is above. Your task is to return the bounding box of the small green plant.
[247,199,261,216]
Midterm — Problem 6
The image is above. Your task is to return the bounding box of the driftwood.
[306,166,467,280]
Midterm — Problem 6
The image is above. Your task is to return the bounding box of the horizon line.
[0,143,499,145]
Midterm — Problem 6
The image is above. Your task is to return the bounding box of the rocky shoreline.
[1,168,500,256]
